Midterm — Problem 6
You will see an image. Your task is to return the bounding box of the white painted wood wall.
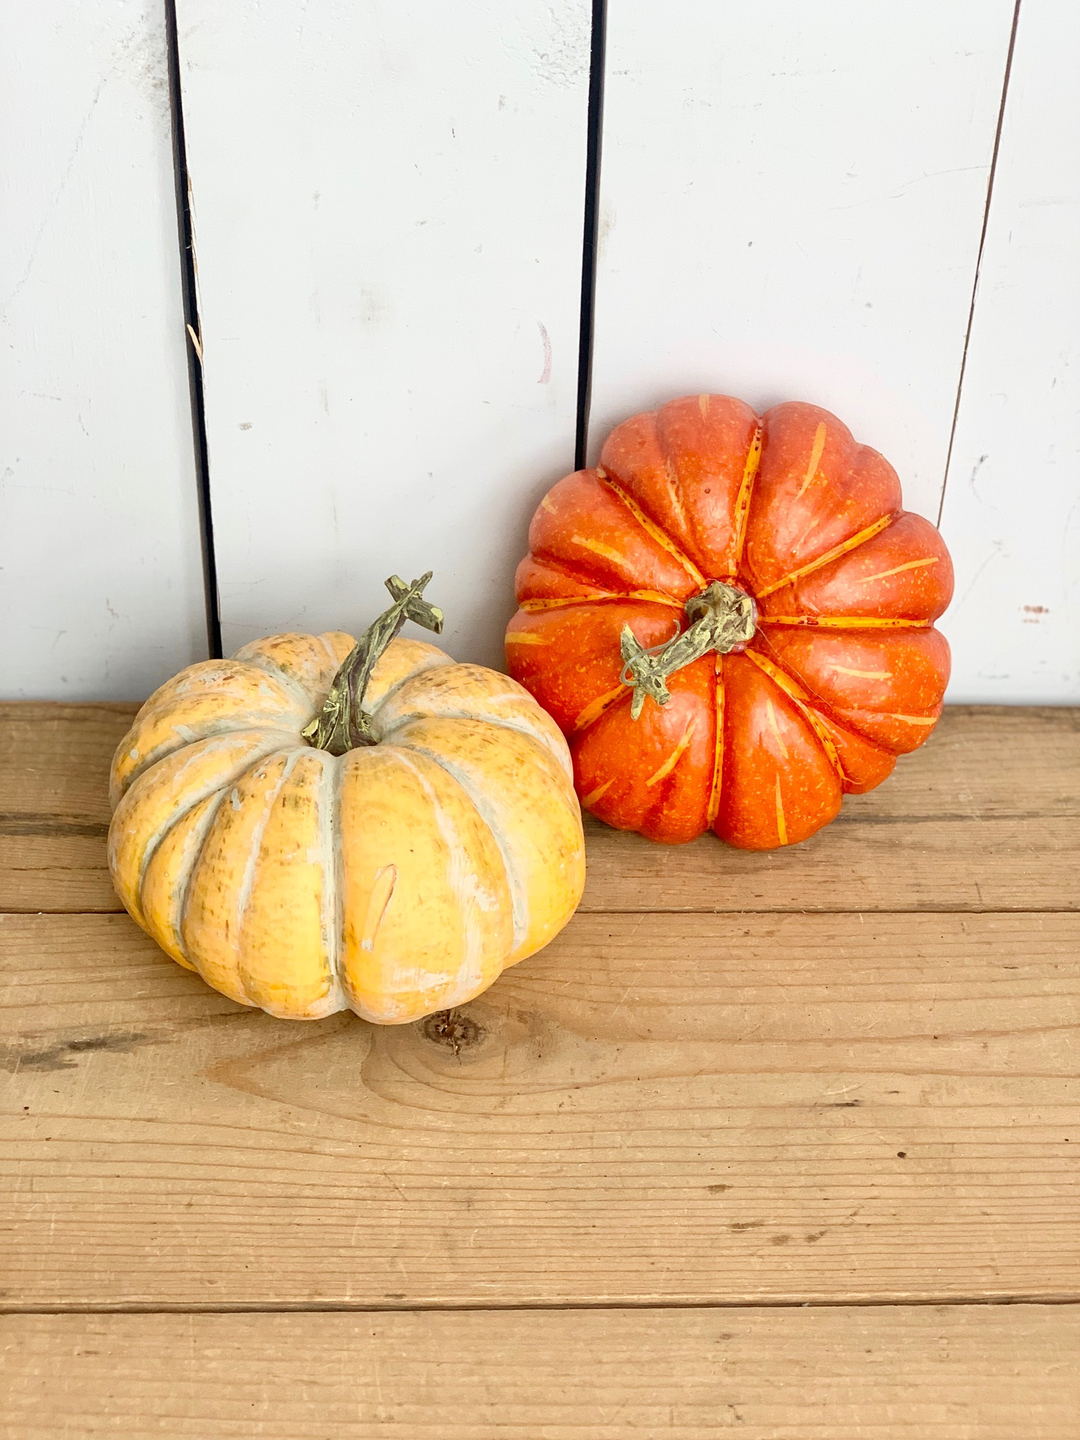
[4,0,1077,704]
[2,1,206,700]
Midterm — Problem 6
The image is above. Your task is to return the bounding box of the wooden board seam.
[4,906,1079,918]
[7,1295,1080,1317]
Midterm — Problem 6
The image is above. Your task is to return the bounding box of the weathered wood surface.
[3,906,1077,1309]
[2,704,1077,913]
[0,705,131,912]
[584,706,1080,912]
[3,1306,1078,1439]
[2,702,1077,1432]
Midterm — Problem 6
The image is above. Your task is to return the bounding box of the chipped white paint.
[1,0,206,699]
[174,0,590,668]
[587,1,1018,524]
[940,0,1080,702]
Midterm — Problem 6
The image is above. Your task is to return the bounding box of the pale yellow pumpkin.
[108,576,585,1023]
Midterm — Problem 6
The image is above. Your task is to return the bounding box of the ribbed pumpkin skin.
[108,633,585,1022]
[506,395,954,850]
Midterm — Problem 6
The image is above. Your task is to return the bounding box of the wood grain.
[0,704,134,912]
[3,1306,1078,1438]
[583,706,1080,912]
[3,908,1078,1309]
[2,705,1078,914]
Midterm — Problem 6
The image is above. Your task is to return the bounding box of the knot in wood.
[420,1008,484,1055]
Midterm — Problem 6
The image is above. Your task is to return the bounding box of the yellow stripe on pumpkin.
[857,557,940,584]
[581,776,615,807]
[755,515,893,599]
[774,775,788,846]
[600,478,707,588]
[796,422,828,499]
[645,717,698,787]
[764,699,789,759]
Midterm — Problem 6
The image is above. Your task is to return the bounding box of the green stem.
[302,573,444,755]
[620,580,756,719]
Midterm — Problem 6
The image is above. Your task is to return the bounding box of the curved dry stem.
[302,573,444,755]
[621,580,756,720]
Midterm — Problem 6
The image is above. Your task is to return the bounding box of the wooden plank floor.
[4,1307,1078,1438]
[1,704,1078,1436]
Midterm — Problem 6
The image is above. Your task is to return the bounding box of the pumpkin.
[506,396,953,849]
[109,574,585,1022]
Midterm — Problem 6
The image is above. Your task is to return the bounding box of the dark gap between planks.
[163,0,222,659]
[574,0,608,471]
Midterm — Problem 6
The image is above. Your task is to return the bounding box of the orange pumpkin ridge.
[506,395,953,850]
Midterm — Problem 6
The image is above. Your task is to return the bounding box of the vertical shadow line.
[937,0,1023,529]
[575,0,608,472]
[164,0,222,658]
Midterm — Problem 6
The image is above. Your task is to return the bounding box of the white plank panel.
[939,0,1080,703]
[589,1,1017,525]
[176,1,590,668]
[0,1,206,700]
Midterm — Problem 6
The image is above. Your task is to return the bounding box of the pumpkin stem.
[302,573,444,754]
[620,581,756,719]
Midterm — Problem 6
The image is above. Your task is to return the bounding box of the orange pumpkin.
[506,396,953,849]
